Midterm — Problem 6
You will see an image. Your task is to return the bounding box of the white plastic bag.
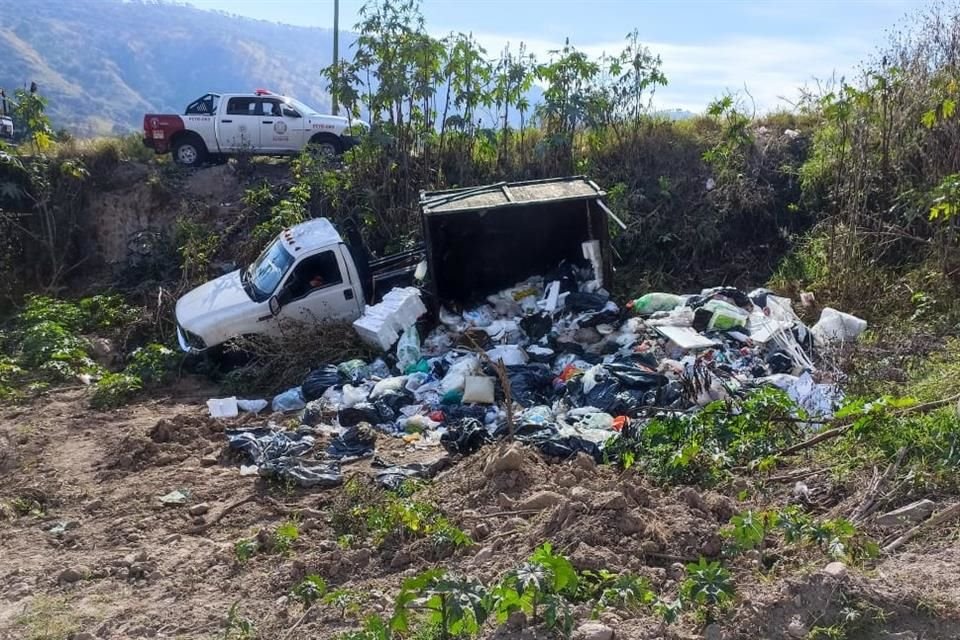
[371,376,407,399]
[486,345,527,367]
[237,399,268,414]
[462,376,496,404]
[811,308,867,346]
[341,384,369,408]
[207,397,238,418]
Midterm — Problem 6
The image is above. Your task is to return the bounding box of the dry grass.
[225,319,376,394]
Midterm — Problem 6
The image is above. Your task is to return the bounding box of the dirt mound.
[423,444,732,579]
[99,413,226,477]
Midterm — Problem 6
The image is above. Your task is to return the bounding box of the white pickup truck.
[175,218,423,352]
[174,177,616,354]
[143,90,367,167]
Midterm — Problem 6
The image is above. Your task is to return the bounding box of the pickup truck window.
[261,98,284,117]
[243,239,295,302]
[226,97,259,116]
[185,94,219,115]
[282,250,344,301]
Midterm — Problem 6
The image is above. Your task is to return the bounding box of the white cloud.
[445,30,873,114]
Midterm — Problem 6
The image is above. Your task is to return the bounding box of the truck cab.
[175,219,365,352]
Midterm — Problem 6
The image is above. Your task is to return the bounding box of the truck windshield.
[284,97,319,115]
[243,239,294,302]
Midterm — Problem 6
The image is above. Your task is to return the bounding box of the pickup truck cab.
[175,218,421,352]
[143,90,367,167]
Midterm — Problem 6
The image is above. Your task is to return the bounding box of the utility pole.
[331,0,340,115]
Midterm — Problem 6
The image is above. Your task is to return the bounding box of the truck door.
[275,247,362,325]
[258,98,305,152]
[218,96,261,151]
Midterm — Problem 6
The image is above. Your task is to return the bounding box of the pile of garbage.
[215,262,868,487]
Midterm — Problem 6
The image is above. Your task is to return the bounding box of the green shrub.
[90,373,142,409]
[126,343,179,383]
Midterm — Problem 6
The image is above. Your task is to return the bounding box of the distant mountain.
[0,0,340,135]
[656,109,698,121]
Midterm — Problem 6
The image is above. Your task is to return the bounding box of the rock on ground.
[573,621,614,640]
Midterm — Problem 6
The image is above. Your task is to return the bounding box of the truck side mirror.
[269,295,281,316]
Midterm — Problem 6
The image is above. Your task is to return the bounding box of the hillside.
[0,0,339,135]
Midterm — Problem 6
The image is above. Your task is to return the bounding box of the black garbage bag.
[539,436,603,462]
[688,286,752,309]
[327,424,377,460]
[302,365,341,401]
[259,459,343,487]
[520,313,553,340]
[376,390,414,414]
[505,422,604,463]
[545,260,579,294]
[443,404,488,423]
[338,402,394,427]
[578,308,620,328]
[441,418,493,456]
[506,364,556,407]
[657,380,685,407]
[604,364,667,390]
[565,291,608,313]
[615,352,659,370]
[371,455,452,490]
[584,379,643,415]
[526,345,555,364]
[766,350,794,374]
[225,426,341,487]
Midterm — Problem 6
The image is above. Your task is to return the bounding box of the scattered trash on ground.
[211,260,866,485]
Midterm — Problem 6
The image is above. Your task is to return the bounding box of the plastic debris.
[237,398,268,414]
[158,489,190,505]
[811,308,868,346]
[272,387,306,413]
[207,397,238,418]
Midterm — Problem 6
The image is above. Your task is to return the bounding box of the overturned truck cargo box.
[420,176,623,304]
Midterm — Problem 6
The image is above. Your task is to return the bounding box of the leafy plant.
[90,373,142,409]
[392,569,490,640]
[233,538,257,563]
[323,587,368,619]
[222,601,256,640]
[492,543,578,634]
[273,520,300,555]
[605,387,801,485]
[680,558,734,623]
[291,574,328,608]
[126,343,178,383]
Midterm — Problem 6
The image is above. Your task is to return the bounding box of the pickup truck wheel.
[173,138,206,167]
[308,134,343,156]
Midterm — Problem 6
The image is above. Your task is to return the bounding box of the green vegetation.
[222,601,256,640]
[291,574,329,608]
[680,558,733,624]
[331,478,471,552]
[722,507,878,566]
[604,387,801,485]
[330,543,738,638]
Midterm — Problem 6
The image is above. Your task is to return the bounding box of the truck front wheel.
[172,137,207,167]
[308,133,343,156]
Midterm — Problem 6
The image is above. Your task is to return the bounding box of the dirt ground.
[2,380,960,640]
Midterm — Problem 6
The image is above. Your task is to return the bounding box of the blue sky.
[186,0,932,113]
